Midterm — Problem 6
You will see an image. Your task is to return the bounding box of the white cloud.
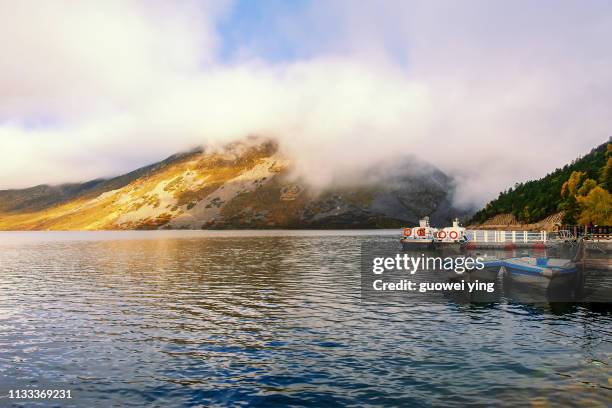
[0,0,611,209]
[0,0,227,120]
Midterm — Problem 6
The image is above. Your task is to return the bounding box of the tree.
[521,205,531,223]
[561,171,586,198]
[577,178,597,196]
[601,145,612,191]
[577,186,612,225]
[468,141,610,225]
[560,171,586,224]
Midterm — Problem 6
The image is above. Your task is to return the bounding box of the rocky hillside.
[0,137,463,230]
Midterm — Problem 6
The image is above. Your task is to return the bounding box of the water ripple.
[0,231,610,407]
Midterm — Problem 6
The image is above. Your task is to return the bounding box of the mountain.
[0,137,464,230]
[469,139,611,226]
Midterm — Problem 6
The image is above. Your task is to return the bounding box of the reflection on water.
[0,231,610,407]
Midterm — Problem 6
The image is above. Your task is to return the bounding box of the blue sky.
[218,0,312,63]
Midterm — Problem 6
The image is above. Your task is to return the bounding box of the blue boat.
[466,259,504,281]
[449,258,504,282]
[502,257,578,289]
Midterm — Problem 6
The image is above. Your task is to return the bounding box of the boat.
[400,217,438,250]
[400,217,467,251]
[502,257,579,290]
[435,218,468,253]
[437,218,468,243]
[464,258,504,281]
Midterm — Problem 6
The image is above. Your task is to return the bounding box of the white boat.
[400,217,466,251]
[436,218,468,243]
[400,217,438,250]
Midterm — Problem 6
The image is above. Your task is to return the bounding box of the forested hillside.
[470,139,612,225]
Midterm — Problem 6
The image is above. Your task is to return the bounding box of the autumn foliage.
[559,144,612,225]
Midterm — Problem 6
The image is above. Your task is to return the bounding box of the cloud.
[0,0,611,209]
[0,0,227,120]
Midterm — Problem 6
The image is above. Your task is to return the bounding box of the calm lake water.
[0,231,610,407]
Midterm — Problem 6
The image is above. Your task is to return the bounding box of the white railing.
[466,230,548,243]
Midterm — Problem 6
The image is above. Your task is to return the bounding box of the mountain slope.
[0,137,463,230]
[0,150,200,214]
[470,139,611,225]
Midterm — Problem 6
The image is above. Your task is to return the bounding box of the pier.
[463,229,612,270]
[401,217,611,268]
[464,226,612,249]
[463,230,552,249]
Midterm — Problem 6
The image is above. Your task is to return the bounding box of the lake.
[0,231,610,407]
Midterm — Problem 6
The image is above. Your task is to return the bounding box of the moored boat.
[502,257,578,290]
[400,217,438,250]
[400,217,466,251]
[434,218,468,254]
[436,218,468,243]
[465,259,504,281]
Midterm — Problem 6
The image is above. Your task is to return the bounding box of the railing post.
[523,231,527,243]
[543,231,547,242]
[512,231,516,243]
[484,231,488,243]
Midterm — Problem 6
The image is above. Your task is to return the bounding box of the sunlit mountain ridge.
[0,137,463,230]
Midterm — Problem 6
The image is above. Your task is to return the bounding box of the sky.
[1,0,611,207]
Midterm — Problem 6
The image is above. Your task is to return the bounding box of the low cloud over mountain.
[1,1,611,209]
[0,137,465,230]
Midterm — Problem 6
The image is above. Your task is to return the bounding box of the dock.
[463,230,552,249]
[462,229,611,270]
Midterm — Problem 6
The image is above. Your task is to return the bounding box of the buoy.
[403,227,412,237]
[417,228,426,237]
[437,230,447,239]
[449,231,458,239]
